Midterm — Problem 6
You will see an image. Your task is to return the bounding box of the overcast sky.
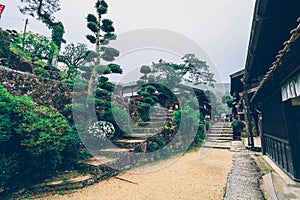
[0,0,255,83]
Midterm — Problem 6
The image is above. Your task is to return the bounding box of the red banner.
[0,4,5,15]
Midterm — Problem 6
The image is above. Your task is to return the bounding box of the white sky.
[0,0,255,83]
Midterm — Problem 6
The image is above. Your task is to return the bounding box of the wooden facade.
[230,69,245,120]
[242,0,300,181]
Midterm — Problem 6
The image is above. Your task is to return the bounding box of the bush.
[138,103,151,121]
[0,84,81,189]
[33,67,51,78]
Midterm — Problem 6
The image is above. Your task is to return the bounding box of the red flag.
[0,4,5,15]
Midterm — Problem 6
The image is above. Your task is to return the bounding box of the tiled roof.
[251,17,300,102]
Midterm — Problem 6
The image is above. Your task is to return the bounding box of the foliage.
[0,29,12,66]
[51,22,66,50]
[135,85,159,122]
[140,65,151,75]
[222,95,234,108]
[110,107,132,137]
[137,103,152,122]
[0,84,82,189]
[173,106,205,147]
[86,0,118,60]
[19,0,65,50]
[59,43,89,67]
[11,32,58,65]
[150,59,182,88]
[33,67,51,78]
[140,54,216,87]
[231,119,245,132]
[205,90,231,115]
[181,54,216,87]
[71,0,123,140]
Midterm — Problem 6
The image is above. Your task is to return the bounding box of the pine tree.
[85,0,120,95]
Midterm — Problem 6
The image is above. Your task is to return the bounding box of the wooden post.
[243,90,255,148]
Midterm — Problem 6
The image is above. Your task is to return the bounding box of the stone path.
[224,141,264,200]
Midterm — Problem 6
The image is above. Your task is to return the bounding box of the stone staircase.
[80,105,173,171]
[113,105,172,149]
[205,122,233,142]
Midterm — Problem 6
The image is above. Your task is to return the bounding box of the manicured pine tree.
[85,0,121,95]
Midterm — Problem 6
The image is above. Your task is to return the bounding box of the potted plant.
[231,118,245,140]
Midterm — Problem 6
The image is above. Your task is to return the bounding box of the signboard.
[0,4,5,15]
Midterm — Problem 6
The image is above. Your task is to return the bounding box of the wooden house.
[243,0,300,181]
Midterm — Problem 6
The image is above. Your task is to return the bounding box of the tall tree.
[85,0,119,95]
[59,43,89,67]
[141,54,216,87]
[19,0,66,52]
[180,54,216,87]
[59,43,90,80]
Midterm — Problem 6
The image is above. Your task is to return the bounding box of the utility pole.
[22,18,29,50]
[23,18,29,33]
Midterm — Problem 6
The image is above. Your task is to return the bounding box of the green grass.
[10,45,47,67]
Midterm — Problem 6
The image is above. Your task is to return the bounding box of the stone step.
[99,148,132,158]
[206,137,233,142]
[208,130,232,134]
[212,123,231,128]
[202,142,231,149]
[206,135,233,140]
[208,130,232,133]
[205,139,233,143]
[125,133,157,139]
[138,122,165,128]
[114,139,146,148]
[115,139,146,144]
[209,127,232,130]
[210,127,232,130]
[131,127,163,133]
[206,133,233,137]
[148,117,171,122]
[208,132,232,135]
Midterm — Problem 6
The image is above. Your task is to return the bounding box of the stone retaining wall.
[0,66,71,111]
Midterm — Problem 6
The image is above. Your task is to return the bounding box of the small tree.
[180,54,216,87]
[59,43,89,80]
[222,95,234,108]
[20,0,66,52]
[12,32,58,65]
[59,43,89,67]
[140,65,151,81]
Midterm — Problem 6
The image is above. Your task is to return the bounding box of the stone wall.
[0,66,71,111]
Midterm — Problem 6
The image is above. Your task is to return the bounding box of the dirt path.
[40,147,234,200]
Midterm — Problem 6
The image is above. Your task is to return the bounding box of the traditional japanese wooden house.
[243,0,300,181]
[230,69,245,120]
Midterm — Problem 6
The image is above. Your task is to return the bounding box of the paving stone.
[224,145,264,200]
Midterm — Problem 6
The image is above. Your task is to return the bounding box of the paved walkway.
[224,141,264,200]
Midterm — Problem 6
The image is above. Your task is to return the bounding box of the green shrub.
[0,84,81,189]
[136,80,145,85]
[33,67,51,78]
[95,88,110,97]
[110,107,132,136]
[138,103,151,121]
